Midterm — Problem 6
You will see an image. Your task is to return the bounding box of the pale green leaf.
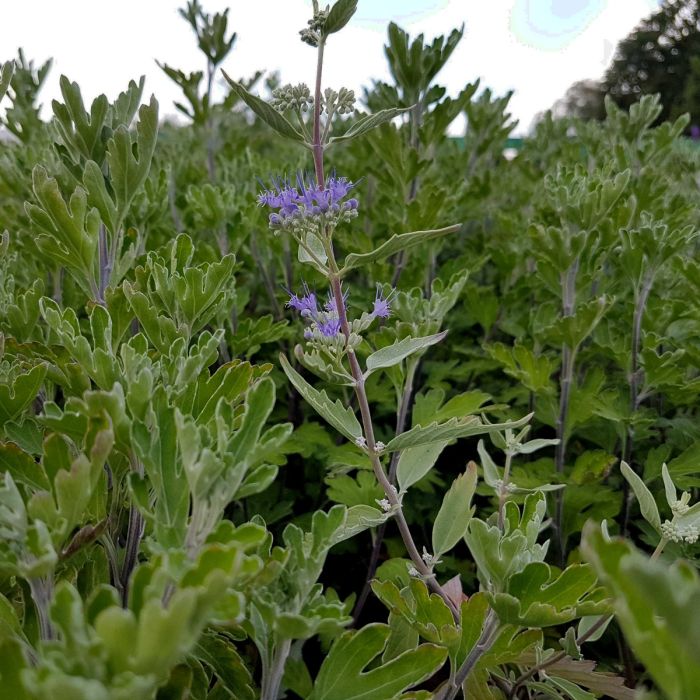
[328,107,410,145]
[222,71,304,143]
[432,463,477,557]
[308,623,447,700]
[340,225,460,275]
[280,354,362,442]
[0,61,13,102]
[620,461,661,533]
[397,441,448,492]
[366,332,446,373]
[323,0,358,35]
[386,413,531,452]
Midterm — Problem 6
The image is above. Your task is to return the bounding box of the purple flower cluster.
[258,174,359,231]
[287,284,393,340]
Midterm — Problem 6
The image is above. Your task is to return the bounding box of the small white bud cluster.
[354,436,367,449]
[421,548,442,568]
[271,83,314,113]
[671,491,691,516]
[407,565,420,577]
[661,519,699,544]
[376,498,391,512]
[374,441,386,454]
[299,7,329,46]
[495,479,517,493]
[323,87,356,115]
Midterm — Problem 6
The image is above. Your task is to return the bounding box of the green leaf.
[583,525,700,700]
[194,631,255,700]
[0,61,14,101]
[432,463,477,557]
[397,440,449,492]
[340,225,460,275]
[0,638,31,700]
[386,413,531,452]
[371,578,457,649]
[280,354,362,443]
[0,364,47,428]
[661,463,677,509]
[27,167,100,297]
[308,623,447,700]
[323,0,358,35]
[0,442,50,492]
[332,505,392,544]
[112,95,158,216]
[366,332,446,373]
[222,71,304,143]
[477,440,500,488]
[329,107,410,145]
[489,561,607,627]
[620,461,661,533]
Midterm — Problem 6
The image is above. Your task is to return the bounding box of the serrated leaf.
[280,354,362,442]
[489,561,606,627]
[106,96,159,231]
[308,623,447,700]
[432,463,477,557]
[222,71,304,142]
[340,225,460,275]
[366,332,446,373]
[0,364,47,428]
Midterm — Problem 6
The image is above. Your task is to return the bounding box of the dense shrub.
[0,2,699,698]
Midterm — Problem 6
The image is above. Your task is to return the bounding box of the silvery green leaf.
[477,440,500,488]
[675,502,700,530]
[280,354,363,442]
[386,413,531,452]
[366,332,446,374]
[340,224,460,275]
[297,231,328,269]
[307,623,447,700]
[328,107,410,145]
[661,463,677,509]
[515,438,560,455]
[396,441,448,492]
[577,614,612,643]
[332,505,392,545]
[323,0,358,35]
[222,71,305,143]
[510,483,565,494]
[621,461,661,533]
[432,463,477,557]
[0,61,14,101]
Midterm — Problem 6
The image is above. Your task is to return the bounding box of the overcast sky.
[1,0,660,134]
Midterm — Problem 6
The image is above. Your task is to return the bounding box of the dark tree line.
[554,0,700,126]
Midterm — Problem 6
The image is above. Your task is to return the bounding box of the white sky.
[1,0,659,134]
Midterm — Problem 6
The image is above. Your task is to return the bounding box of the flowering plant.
[0,0,698,698]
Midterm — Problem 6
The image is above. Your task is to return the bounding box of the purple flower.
[318,318,342,337]
[371,286,393,319]
[287,283,344,339]
[287,284,318,317]
[324,286,348,315]
[257,173,359,230]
